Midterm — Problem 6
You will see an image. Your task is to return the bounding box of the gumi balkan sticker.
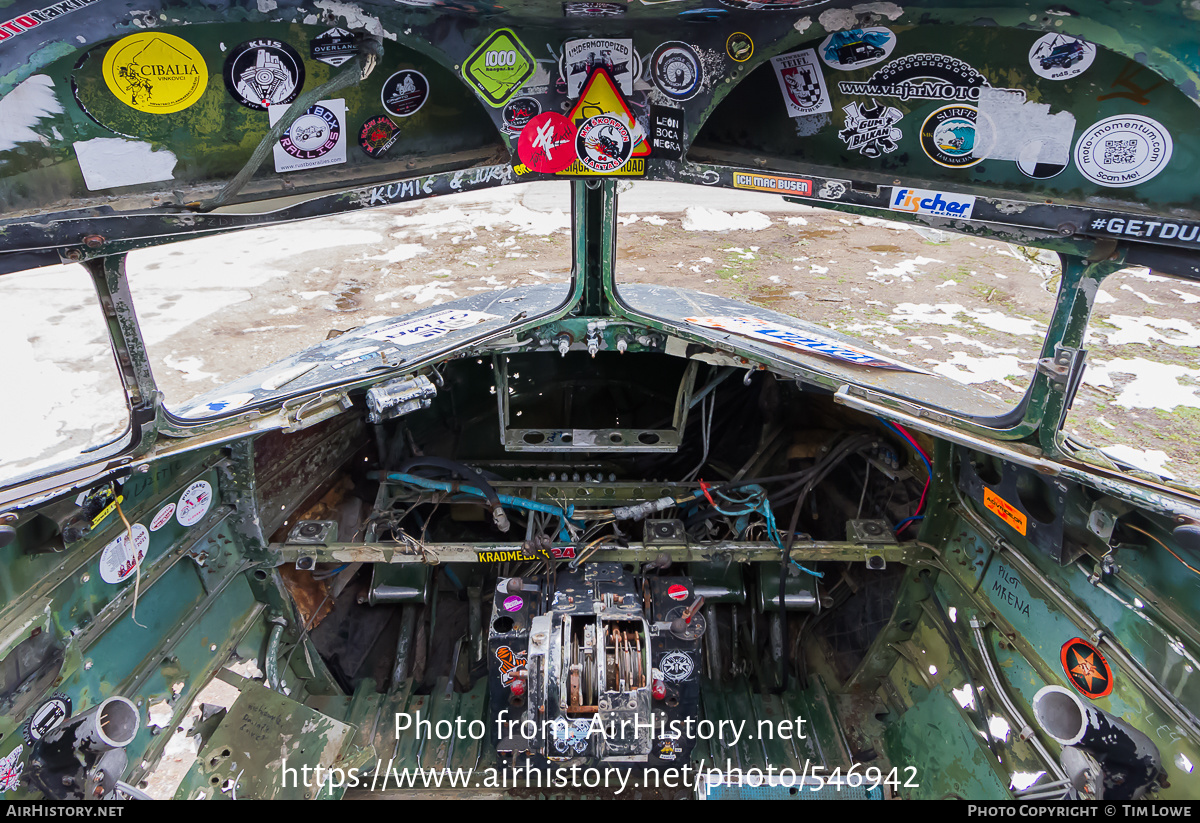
[224,38,304,111]
[839,100,903,157]
[1028,33,1096,81]
[99,523,149,584]
[1074,114,1172,188]
[102,32,208,114]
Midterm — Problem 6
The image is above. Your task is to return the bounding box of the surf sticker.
[381,70,428,117]
[561,38,636,97]
[920,105,983,168]
[365,309,498,345]
[149,503,176,532]
[819,27,895,71]
[684,316,924,372]
[462,29,536,107]
[1029,33,1096,81]
[518,112,577,172]
[224,39,304,111]
[102,32,208,114]
[271,99,347,173]
[176,480,213,527]
[99,523,149,584]
[652,42,703,100]
[771,49,832,117]
[1074,115,1172,188]
[359,115,400,158]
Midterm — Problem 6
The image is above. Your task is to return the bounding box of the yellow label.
[90,495,123,529]
[984,487,1027,536]
[103,32,208,114]
[560,157,645,177]
[732,172,812,195]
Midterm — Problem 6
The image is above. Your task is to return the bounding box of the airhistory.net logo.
[889,187,975,219]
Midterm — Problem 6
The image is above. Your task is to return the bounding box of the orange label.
[984,487,1027,536]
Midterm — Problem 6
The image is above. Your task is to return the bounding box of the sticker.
[650,105,684,160]
[366,308,499,345]
[149,503,176,532]
[462,29,536,108]
[271,99,347,173]
[503,595,523,612]
[819,27,896,71]
[658,732,680,761]
[563,2,626,15]
[102,32,208,114]
[0,1,97,47]
[224,39,304,111]
[839,100,902,157]
[660,651,694,682]
[176,480,213,527]
[684,316,923,372]
[667,583,688,601]
[818,180,846,200]
[726,32,753,63]
[478,547,577,562]
[310,27,358,68]
[518,112,578,172]
[770,49,832,117]
[502,97,542,135]
[191,392,255,415]
[22,694,71,745]
[651,42,703,100]
[1061,638,1113,699]
[99,523,149,584]
[561,38,636,98]
[983,487,1027,536]
[920,105,983,168]
[329,349,397,370]
[1029,33,1096,81]
[1074,115,1172,188]
[557,68,649,176]
[0,746,22,793]
[359,115,400,158]
[889,186,975,219]
[89,494,122,530]
[1087,216,1200,246]
[575,114,633,173]
[381,70,429,117]
[496,645,528,687]
[732,172,812,195]
[838,54,1021,103]
[973,88,1074,180]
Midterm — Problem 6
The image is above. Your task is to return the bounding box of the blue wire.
[714,485,824,579]
[876,417,932,477]
[894,515,924,534]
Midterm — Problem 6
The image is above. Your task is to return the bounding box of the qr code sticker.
[1103,139,1138,165]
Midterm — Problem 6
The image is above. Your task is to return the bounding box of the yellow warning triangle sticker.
[567,68,649,157]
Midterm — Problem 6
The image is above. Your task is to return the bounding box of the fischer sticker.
[176,480,213,527]
[102,32,208,114]
[22,694,71,745]
[561,38,636,98]
[838,54,1023,103]
[920,104,983,168]
[518,112,578,172]
[496,645,528,687]
[889,186,975,219]
[271,99,347,173]
[191,392,255,415]
[771,49,832,117]
[462,29,536,108]
[1074,115,1172,188]
[650,104,684,160]
[726,32,753,63]
[359,115,400,158]
[732,172,812,195]
[502,97,542,135]
[149,502,176,532]
[503,595,523,612]
[684,316,924,372]
[310,27,358,68]
[660,651,695,682]
[667,583,688,601]
[0,746,22,793]
[224,39,304,111]
[983,487,1027,536]
[651,42,703,101]
[99,523,149,584]
[1029,33,1096,81]
[819,27,895,71]
[365,309,499,345]
[839,100,903,157]
[1061,638,1113,699]
[575,114,633,172]
[381,70,429,117]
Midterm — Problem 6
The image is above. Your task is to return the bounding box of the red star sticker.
[1069,647,1107,693]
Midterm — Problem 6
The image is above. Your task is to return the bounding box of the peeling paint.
[313,0,397,41]
[818,2,904,31]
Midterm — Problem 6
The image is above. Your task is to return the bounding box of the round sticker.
[517,112,578,173]
[190,392,255,416]
[920,105,983,168]
[575,114,633,173]
[176,480,213,527]
[102,32,208,114]
[502,97,542,135]
[726,32,753,63]
[281,104,342,159]
[99,524,150,584]
[503,595,523,612]
[660,651,694,682]
[1060,637,1113,699]
[1016,137,1069,180]
[667,584,688,601]
[359,115,400,157]
[22,695,71,745]
[149,503,176,532]
[1074,115,1172,188]
[224,39,304,111]
[652,42,703,100]
[381,70,429,117]
[1028,33,1096,81]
